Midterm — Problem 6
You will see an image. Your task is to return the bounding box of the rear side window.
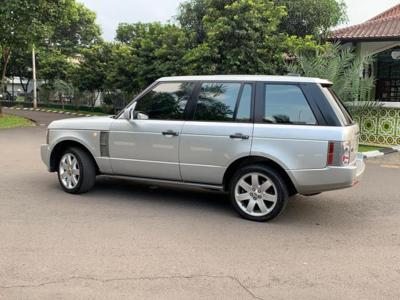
[133,82,194,120]
[194,82,252,122]
[321,87,354,126]
[264,84,317,125]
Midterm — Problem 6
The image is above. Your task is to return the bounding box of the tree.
[71,42,113,108]
[176,0,345,76]
[7,48,33,101]
[0,0,61,114]
[179,0,288,74]
[106,43,139,95]
[48,1,101,55]
[37,49,74,84]
[177,0,208,45]
[115,23,189,91]
[287,43,375,103]
[276,0,347,37]
[38,2,100,107]
[0,0,101,115]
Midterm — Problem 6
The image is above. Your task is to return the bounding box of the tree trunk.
[59,92,64,110]
[0,48,11,117]
[91,91,98,111]
[20,78,30,103]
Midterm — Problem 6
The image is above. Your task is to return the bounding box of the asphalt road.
[1,112,400,299]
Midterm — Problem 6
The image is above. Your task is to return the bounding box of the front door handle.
[162,130,179,137]
[229,133,250,140]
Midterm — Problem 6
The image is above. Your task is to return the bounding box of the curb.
[362,146,400,158]
[4,106,95,117]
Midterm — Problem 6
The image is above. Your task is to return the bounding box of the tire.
[229,165,289,222]
[57,147,96,194]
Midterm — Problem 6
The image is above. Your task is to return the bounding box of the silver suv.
[41,75,365,222]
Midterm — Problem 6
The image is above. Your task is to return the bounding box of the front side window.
[264,84,317,125]
[194,82,252,122]
[133,82,194,120]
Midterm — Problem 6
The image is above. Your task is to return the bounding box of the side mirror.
[131,111,149,120]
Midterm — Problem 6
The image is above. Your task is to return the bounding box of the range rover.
[41,75,365,222]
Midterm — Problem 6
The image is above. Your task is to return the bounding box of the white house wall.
[6,77,44,95]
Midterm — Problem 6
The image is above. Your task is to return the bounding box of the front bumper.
[290,153,366,194]
[41,144,51,171]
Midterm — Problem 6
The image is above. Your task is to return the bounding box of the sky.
[79,0,400,41]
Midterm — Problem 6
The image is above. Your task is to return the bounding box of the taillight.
[341,142,351,166]
[327,142,335,165]
[327,141,351,167]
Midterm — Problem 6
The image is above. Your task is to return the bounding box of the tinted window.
[134,82,194,120]
[194,82,251,122]
[264,84,317,125]
[321,87,354,126]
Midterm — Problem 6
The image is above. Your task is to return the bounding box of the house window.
[376,47,400,102]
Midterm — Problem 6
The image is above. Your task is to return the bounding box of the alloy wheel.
[59,153,80,190]
[234,172,278,217]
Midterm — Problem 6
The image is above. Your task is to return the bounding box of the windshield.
[321,87,354,126]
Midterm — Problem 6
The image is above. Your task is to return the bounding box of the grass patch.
[0,114,34,129]
[359,144,385,153]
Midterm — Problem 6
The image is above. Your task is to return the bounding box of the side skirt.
[97,174,224,191]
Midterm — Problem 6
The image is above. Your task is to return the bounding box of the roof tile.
[368,4,400,21]
[330,4,400,40]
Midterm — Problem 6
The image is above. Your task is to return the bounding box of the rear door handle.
[229,133,249,140]
[162,130,179,137]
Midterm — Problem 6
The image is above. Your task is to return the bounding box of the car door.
[109,81,195,180]
[179,82,254,185]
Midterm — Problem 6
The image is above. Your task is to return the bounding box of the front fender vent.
[100,131,110,157]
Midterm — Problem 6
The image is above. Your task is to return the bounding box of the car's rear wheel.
[57,147,96,194]
[230,165,288,222]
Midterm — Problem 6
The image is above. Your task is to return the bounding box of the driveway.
[0,112,400,299]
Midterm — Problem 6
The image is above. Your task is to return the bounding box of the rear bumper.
[290,153,366,194]
[41,144,51,171]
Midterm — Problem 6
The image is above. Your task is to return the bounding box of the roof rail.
[287,73,301,77]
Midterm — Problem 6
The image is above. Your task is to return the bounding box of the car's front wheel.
[57,147,96,194]
[230,165,289,222]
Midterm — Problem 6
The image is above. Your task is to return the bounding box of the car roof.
[157,75,332,85]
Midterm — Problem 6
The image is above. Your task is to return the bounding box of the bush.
[287,43,375,103]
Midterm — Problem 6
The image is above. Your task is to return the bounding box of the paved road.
[0,112,400,299]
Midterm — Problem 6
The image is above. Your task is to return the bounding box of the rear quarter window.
[321,87,354,126]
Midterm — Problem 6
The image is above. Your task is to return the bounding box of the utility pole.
[12,76,14,100]
[32,45,37,108]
